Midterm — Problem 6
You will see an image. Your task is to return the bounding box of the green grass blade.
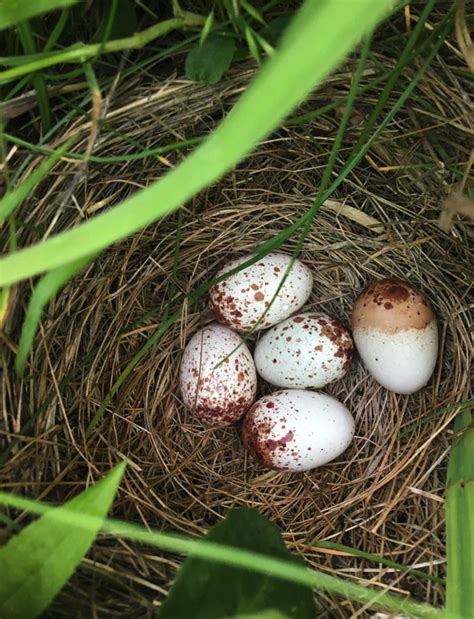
[15,254,95,377]
[0,492,441,618]
[255,13,451,256]
[43,7,70,52]
[0,0,79,30]
[0,136,77,222]
[2,131,203,164]
[16,21,51,132]
[315,541,445,586]
[0,462,126,619]
[0,0,396,287]
[445,407,474,617]
[349,0,438,156]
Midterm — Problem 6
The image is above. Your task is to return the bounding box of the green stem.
[445,407,474,617]
[0,13,206,85]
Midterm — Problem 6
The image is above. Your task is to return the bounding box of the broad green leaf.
[446,407,474,618]
[15,254,95,377]
[0,0,397,286]
[185,34,236,85]
[0,492,441,618]
[0,0,79,30]
[259,16,291,44]
[0,462,126,619]
[158,508,315,619]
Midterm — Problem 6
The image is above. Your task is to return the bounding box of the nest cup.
[1,58,472,616]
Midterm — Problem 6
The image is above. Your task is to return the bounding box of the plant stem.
[445,407,474,617]
[0,13,206,85]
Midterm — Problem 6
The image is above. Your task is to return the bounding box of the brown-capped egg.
[208,252,313,332]
[179,323,257,426]
[352,278,438,394]
[254,312,354,388]
[243,390,355,472]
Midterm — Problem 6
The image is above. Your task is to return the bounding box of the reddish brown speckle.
[387,284,410,301]
[351,278,435,333]
[266,430,294,452]
[254,292,264,301]
[293,316,304,323]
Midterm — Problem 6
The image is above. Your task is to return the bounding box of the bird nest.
[1,49,472,618]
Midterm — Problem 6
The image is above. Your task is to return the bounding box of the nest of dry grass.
[1,31,472,618]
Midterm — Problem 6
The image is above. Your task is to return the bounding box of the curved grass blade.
[0,492,441,618]
[0,0,396,287]
[0,462,126,619]
[0,0,79,31]
[15,254,95,377]
[445,406,474,618]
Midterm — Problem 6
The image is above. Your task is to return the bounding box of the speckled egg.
[352,278,438,394]
[179,323,257,426]
[242,390,355,472]
[254,312,354,388]
[208,252,313,331]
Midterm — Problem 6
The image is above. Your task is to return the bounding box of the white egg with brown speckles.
[243,390,354,472]
[254,312,354,388]
[179,323,257,426]
[352,278,438,394]
[209,252,313,332]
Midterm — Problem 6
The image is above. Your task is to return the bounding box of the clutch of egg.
[243,390,355,472]
[352,278,438,394]
[208,252,313,331]
[179,323,257,426]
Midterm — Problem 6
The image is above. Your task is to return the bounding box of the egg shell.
[254,312,354,388]
[179,323,257,426]
[352,278,438,394]
[242,390,355,472]
[208,252,313,332]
